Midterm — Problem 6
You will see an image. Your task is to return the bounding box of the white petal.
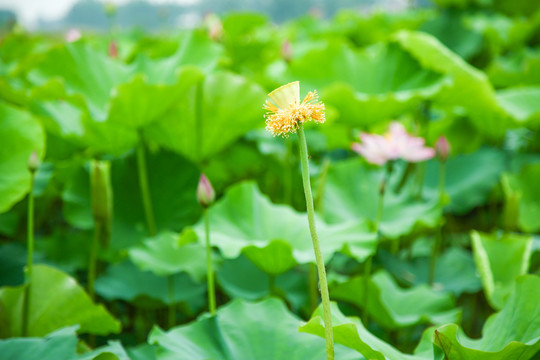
[268,81,300,109]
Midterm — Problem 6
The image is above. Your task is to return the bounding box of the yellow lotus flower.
[263,81,325,137]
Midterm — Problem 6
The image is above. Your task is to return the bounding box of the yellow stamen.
[264,85,326,138]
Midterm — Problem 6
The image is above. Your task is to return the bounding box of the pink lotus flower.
[352,122,435,165]
[65,29,82,43]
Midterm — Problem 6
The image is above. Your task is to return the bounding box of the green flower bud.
[90,160,113,246]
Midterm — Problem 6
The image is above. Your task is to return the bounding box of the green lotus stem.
[415,101,430,200]
[268,275,276,296]
[438,160,446,201]
[362,176,385,324]
[88,159,112,303]
[315,157,331,212]
[415,162,426,200]
[136,137,157,237]
[136,137,178,326]
[391,238,400,254]
[88,221,101,300]
[429,161,446,286]
[297,123,334,360]
[284,138,293,204]
[204,209,216,315]
[308,263,318,313]
[88,232,99,346]
[168,276,176,327]
[22,172,36,337]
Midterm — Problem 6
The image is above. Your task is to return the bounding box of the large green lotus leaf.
[221,13,281,77]
[0,264,120,337]
[321,158,441,239]
[466,12,534,52]
[433,275,540,359]
[78,341,130,360]
[128,232,207,281]
[300,302,438,360]
[425,110,484,154]
[241,239,298,276]
[496,87,540,129]
[95,260,205,310]
[281,40,448,126]
[488,49,540,87]
[0,325,129,360]
[502,163,540,232]
[0,70,31,106]
[62,163,94,230]
[193,181,377,270]
[148,297,358,360]
[379,247,482,297]
[82,67,204,155]
[216,255,308,312]
[430,0,483,8]
[331,270,460,330]
[28,35,219,112]
[423,148,505,215]
[35,230,93,275]
[127,344,157,360]
[144,71,267,163]
[0,102,45,213]
[31,67,204,156]
[331,10,430,47]
[0,243,31,286]
[62,150,202,250]
[491,0,540,17]
[394,30,511,138]
[471,231,532,310]
[131,31,223,84]
[27,42,132,116]
[29,89,138,157]
[106,69,204,130]
[27,40,219,156]
[420,9,483,60]
[29,94,87,141]
[0,326,79,360]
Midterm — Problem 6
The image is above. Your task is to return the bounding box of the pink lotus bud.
[27,150,40,173]
[109,41,118,59]
[197,174,215,208]
[435,136,450,162]
[281,41,292,62]
[308,7,323,18]
[65,29,82,43]
[204,13,223,41]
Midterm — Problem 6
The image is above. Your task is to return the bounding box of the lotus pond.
[1,2,540,360]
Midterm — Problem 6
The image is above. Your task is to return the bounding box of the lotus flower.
[352,122,435,165]
[65,29,82,43]
[263,81,325,137]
